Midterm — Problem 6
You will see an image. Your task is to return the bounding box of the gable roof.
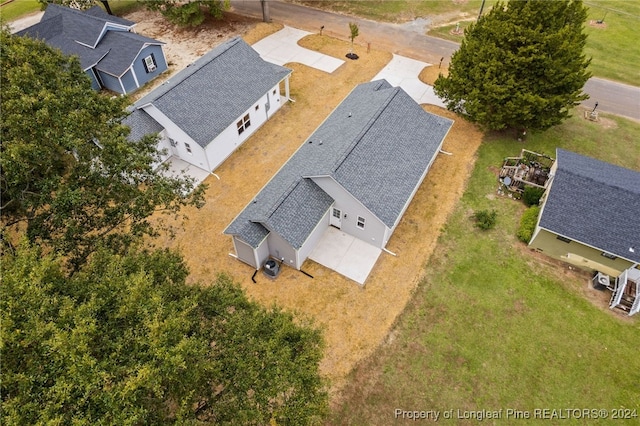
[16,4,161,76]
[226,80,453,248]
[538,148,640,263]
[133,37,291,148]
[124,109,165,143]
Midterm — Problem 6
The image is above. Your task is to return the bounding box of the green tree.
[1,243,328,424]
[142,0,229,27]
[37,0,113,14]
[348,22,359,54]
[0,30,205,270]
[434,0,591,133]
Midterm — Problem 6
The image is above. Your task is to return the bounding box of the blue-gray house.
[17,4,167,95]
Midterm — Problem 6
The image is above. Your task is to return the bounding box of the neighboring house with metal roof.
[225,80,453,274]
[124,37,291,174]
[529,148,640,315]
[16,4,167,95]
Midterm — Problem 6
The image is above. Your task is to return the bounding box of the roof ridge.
[265,179,304,219]
[331,86,400,173]
[558,149,640,194]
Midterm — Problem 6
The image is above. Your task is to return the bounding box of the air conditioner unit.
[592,272,610,290]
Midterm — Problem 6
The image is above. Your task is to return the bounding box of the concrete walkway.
[251,26,344,73]
[309,227,382,285]
[372,54,445,107]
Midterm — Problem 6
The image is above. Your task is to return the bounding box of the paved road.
[231,0,640,121]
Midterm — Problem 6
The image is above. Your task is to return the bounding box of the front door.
[330,207,342,229]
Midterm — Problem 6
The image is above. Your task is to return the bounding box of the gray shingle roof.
[133,37,291,148]
[16,4,160,76]
[225,80,453,248]
[123,109,164,143]
[96,31,163,76]
[539,148,640,263]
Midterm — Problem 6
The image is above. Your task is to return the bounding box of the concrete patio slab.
[252,26,345,73]
[160,156,211,187]
[309,227,382,285]
[372,54,445,107]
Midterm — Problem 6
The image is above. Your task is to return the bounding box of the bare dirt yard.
[128,9,483,398]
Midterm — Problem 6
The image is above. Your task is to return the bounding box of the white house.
[125,37,291,173]
[225,80,453,273]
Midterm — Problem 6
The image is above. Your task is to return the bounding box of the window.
[169,138,177,147]
[184,142,192,154]
[332,209,341,219]
[601,252,617,260]
[556,235,572,243]
[143,54,157,73]
[236,114,251,135]
[357,216,365,229]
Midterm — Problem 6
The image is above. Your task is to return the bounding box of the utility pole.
[478,0,486,20]
[261,0,271,23]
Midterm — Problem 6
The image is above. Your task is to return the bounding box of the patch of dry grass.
[419,64,448,85]
[150,27,483,400]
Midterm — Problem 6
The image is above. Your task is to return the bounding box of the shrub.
[517,205,541,243]
[522,186,545,206]
[473,209,497,230]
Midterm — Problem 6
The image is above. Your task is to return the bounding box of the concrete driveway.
[251,26,345,73]
[372,54,445,107]
[309,227,382,285]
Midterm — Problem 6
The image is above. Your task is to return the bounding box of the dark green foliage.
[434,0,591,132]
[142,0,229,27]
[0,30,205,270]
[473,209,497,230]
[517,205,541,242]
[1,243,328,424]
[37,0,97,10]
[522,185,545,206]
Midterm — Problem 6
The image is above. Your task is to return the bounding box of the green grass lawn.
[427,1,640,86]
[0,0,140,22]
[330,111,640,424]
[0,0,40,22]
[583,1,640,85]
[295,0,495,22]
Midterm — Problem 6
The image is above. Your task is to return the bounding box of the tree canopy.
[434,0,591,132]
[142,0,229,27]
[37,0,112,14]
[1,243,328,424]
[0,29,205,270]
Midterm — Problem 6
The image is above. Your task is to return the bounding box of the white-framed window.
[169,138,177,147]
[332,209,341,219]
[357,216,365,229]
[236,114,251,135]
[184,142,192,154]
[143,54,157,73]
